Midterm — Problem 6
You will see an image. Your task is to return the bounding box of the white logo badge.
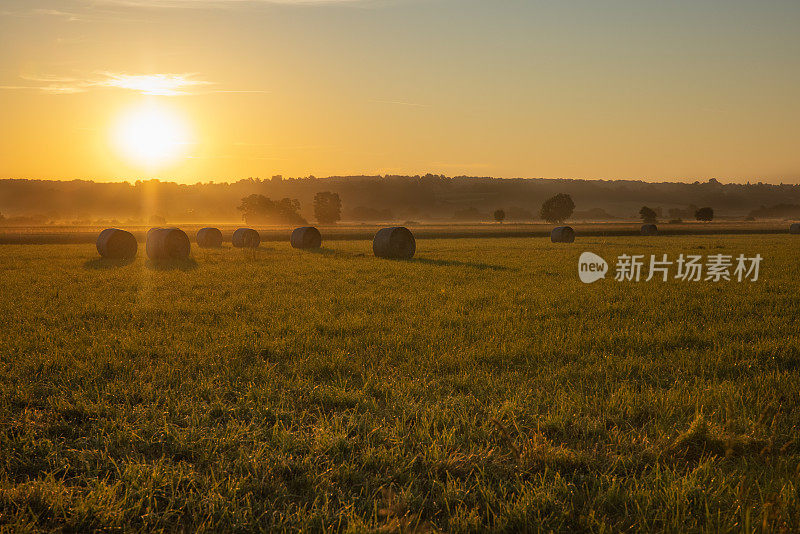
[578,252,608,283]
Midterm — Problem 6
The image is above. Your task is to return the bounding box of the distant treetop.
[540,193,575,224]
[639,206,657,224]
[237,194,306,225]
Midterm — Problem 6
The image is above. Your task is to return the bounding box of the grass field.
[2,235,799,532]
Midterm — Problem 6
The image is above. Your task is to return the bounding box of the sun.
[112,102,192,170]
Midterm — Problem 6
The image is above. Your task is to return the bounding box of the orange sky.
[1,0,799,183]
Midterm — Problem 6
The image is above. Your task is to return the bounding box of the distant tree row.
[748,203,800,219]
[237,191,343,225]
[487,194,576,224]
[5,175,800,224]
[489,196,715,225]
[238,195,307,225]
[238,191,581,226]
[639,205,714,223]
[0,174,800,225]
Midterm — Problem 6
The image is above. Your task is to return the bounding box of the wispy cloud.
[29,8,82,20]
[370,99,428,107]
[4,74,86,94]
[98,73,211,95]
[41,85,87,94]
[0,72,264,96]
[0,76,86,94]
[20,74,80,83]
[213,90,271,94]
[0,7,128,23]
[0,85,38,91]
[1,1,371,23]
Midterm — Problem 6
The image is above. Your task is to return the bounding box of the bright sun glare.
[112,102,192,170]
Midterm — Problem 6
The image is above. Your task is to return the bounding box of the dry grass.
[1,235,799,531]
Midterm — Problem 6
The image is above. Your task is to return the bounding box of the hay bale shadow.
[83,258,135,270]
[145,258,198,271]
[307,247,366,258]
[409,257,512,271]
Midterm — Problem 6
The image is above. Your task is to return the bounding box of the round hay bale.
[373,226,416,259]
[790,223,800,234]
[290,226,322,249]
[196,227,223,248]
[641,224,658,236]
[96,228,137,259]
[146,227,191,260]
[232,228,261,248]
[550,226,575,243]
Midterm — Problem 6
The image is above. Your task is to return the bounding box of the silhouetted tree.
[540,193,574,223]
[493,209,506,223]
[695,207,714,222]
[639,206,657,223]
[314,192,341,224]
[237,194,306,225]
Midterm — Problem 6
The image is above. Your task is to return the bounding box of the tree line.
[232,189,719,227]
[237,192,343,225]
[2,175,799,225]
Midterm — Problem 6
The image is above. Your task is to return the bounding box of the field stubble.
[1,235,799,532]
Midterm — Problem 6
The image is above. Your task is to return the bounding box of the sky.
[0,0,798,183]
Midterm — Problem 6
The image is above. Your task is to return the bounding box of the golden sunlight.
[111,102,192,170]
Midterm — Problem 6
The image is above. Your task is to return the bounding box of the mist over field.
[3,176,800,225]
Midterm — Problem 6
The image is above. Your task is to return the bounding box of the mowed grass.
[1,235,799,532]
